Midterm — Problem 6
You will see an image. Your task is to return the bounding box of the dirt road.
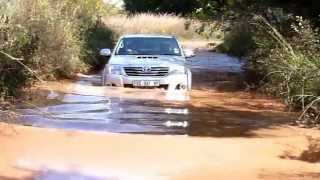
[0,46,319,179]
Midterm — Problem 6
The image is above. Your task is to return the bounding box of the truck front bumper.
[105,73,190,90]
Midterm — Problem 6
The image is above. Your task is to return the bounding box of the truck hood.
[109,55,186,67]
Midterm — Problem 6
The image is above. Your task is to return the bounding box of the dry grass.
[103,13,220,40]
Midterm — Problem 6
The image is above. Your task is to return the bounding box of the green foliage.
[193,0,320,19]
[216,21,254,57]
[122,0,320,22]
[123,0,199,15]
[0,55,31,97]
[0,0,115,97]
[196,0,319,123]
[84,24,115,68]
[1,11,34,96]
[217,11,320,123]
[241,14,320,121]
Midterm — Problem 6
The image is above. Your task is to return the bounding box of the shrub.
[84,24,115,68]
[218,9,320,122]
[216,21,254,57]
[123,0,199,15]
[247,16,320,107]
[1,11,34,97]
[240,14,320,123]
[0,0,115,97]
[0,53,31,97]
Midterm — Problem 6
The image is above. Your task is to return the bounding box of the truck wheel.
[101,69,107,86]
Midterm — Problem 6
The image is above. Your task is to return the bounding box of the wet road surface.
[1,50,312,180]
[16,51,291,137]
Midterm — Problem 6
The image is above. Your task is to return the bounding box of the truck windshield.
[115,37,182,56]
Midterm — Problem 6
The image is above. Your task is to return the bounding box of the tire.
[101,68,107,86]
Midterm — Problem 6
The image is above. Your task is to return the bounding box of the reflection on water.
[18,92,191,135]
[165,121,188,128]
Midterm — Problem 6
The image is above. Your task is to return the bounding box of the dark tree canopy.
[123,0,199,15]
[123,0,320,20]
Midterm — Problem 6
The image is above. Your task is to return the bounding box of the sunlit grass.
[103,13,222,40]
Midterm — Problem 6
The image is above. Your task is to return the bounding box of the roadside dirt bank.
[0,123,319,180]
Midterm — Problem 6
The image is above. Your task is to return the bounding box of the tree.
[123,0,199,15]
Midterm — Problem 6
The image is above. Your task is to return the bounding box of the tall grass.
[256,16,320,124]
[223,14,320,124]
[103,13,223,40]
[216,10,320,124]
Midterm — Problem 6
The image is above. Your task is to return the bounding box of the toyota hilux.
[100,34,193,90]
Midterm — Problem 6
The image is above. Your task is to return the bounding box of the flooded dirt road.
[1,47,319,180]
[16,50,290,137]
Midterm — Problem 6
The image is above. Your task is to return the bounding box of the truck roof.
[121,34,175,39]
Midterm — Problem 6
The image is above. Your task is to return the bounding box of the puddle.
[14,51,291,137]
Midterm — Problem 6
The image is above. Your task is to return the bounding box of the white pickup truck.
[100,34,194,90]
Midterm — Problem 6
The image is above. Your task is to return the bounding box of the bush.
[216,21,254,57]
[247,15,320,106]
[240,14,320,123]
[0,53,31,97]
[84,24,115,68]
[0,0,115,97]
[123,0,199,15]
[218,9,320,122]
[1,12,35,96]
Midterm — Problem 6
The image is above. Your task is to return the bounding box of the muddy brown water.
[15,51,291,138]
[1,51,305,180]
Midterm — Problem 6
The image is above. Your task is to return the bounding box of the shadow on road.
[187,104,293,137]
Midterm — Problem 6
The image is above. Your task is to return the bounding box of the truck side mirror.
[184,48,195,58]
[100,48,112,56]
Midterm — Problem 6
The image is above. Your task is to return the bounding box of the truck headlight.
[109,65,122,75]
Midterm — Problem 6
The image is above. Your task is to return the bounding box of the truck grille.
[124,67,169,77]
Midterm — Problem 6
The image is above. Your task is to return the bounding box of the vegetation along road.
[0,0,320,179]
